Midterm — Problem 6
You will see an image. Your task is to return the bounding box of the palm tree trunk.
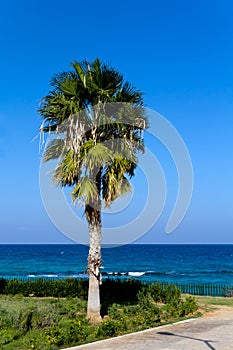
[85,201,102,321]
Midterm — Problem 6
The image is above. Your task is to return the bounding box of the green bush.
[162,284,181,304]
[137,283,181,305]
[0,278,6,293]
[107,302,161,331]
[45,316,89,348]
[96,319,123,337]
[0,329,24,347]
[180,296,198,317]
[137,283,197,322]
[0,278,89,298]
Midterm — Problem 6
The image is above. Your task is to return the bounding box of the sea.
[0,244,233,286]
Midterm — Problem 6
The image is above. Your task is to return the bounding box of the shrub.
[95,319,123,337]
[0,278,6,293]
[162,284,181,304]
[0,278,89,298]
[44,316,89,348]
[180,296,198,317]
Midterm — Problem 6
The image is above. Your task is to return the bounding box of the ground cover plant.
[0,279,199,349]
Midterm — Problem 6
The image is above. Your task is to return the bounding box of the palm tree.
[39,58,147,320]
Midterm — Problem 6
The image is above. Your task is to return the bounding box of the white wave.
[28,274,58,278]
[128,272,145,277]
[42,274,58,278]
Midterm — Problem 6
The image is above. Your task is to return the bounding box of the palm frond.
[72,176,97,204]
[52,150,80,186]
[59,78,78,97]
[103,171,132,207]
[115,82,143,105]
[43,139,65,162]
[72,62,87,88]
[81,141,114,170]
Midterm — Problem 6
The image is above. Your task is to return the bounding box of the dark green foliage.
[0,277,144,302]
[0,278,6,293]
[101,278,142,302]
[0,278,88,298]
[137,282,181,304]
[100,278,142,315]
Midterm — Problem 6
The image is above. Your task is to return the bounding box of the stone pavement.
[62,306,233,350]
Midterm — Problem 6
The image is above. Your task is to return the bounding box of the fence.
[158,282,233,297]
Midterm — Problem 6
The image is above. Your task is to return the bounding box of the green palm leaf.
[52,150,80,186]
[81,141,114,170]
[103,171,132,207]
[43,139,65,162]
[72,176,97,204]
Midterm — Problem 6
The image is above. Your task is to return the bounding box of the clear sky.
[0,0,232,244]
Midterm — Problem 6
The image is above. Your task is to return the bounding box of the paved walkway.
[62,306,233,350]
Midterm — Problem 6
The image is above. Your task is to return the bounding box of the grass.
[194,295,233,307]
[0,282,199,350]
[0,295,90,349]
[194,295,233,314]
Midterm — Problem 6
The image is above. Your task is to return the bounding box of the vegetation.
[0,279,198,349]
[194,295,233,312]
[0,277,89,298]
[39,58,147,319]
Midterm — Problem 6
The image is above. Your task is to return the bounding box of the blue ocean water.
[0,244,233,286]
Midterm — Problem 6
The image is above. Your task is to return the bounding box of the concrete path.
[62,306,233,350]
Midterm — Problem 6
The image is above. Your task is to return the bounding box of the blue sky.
[0,0,232,244]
